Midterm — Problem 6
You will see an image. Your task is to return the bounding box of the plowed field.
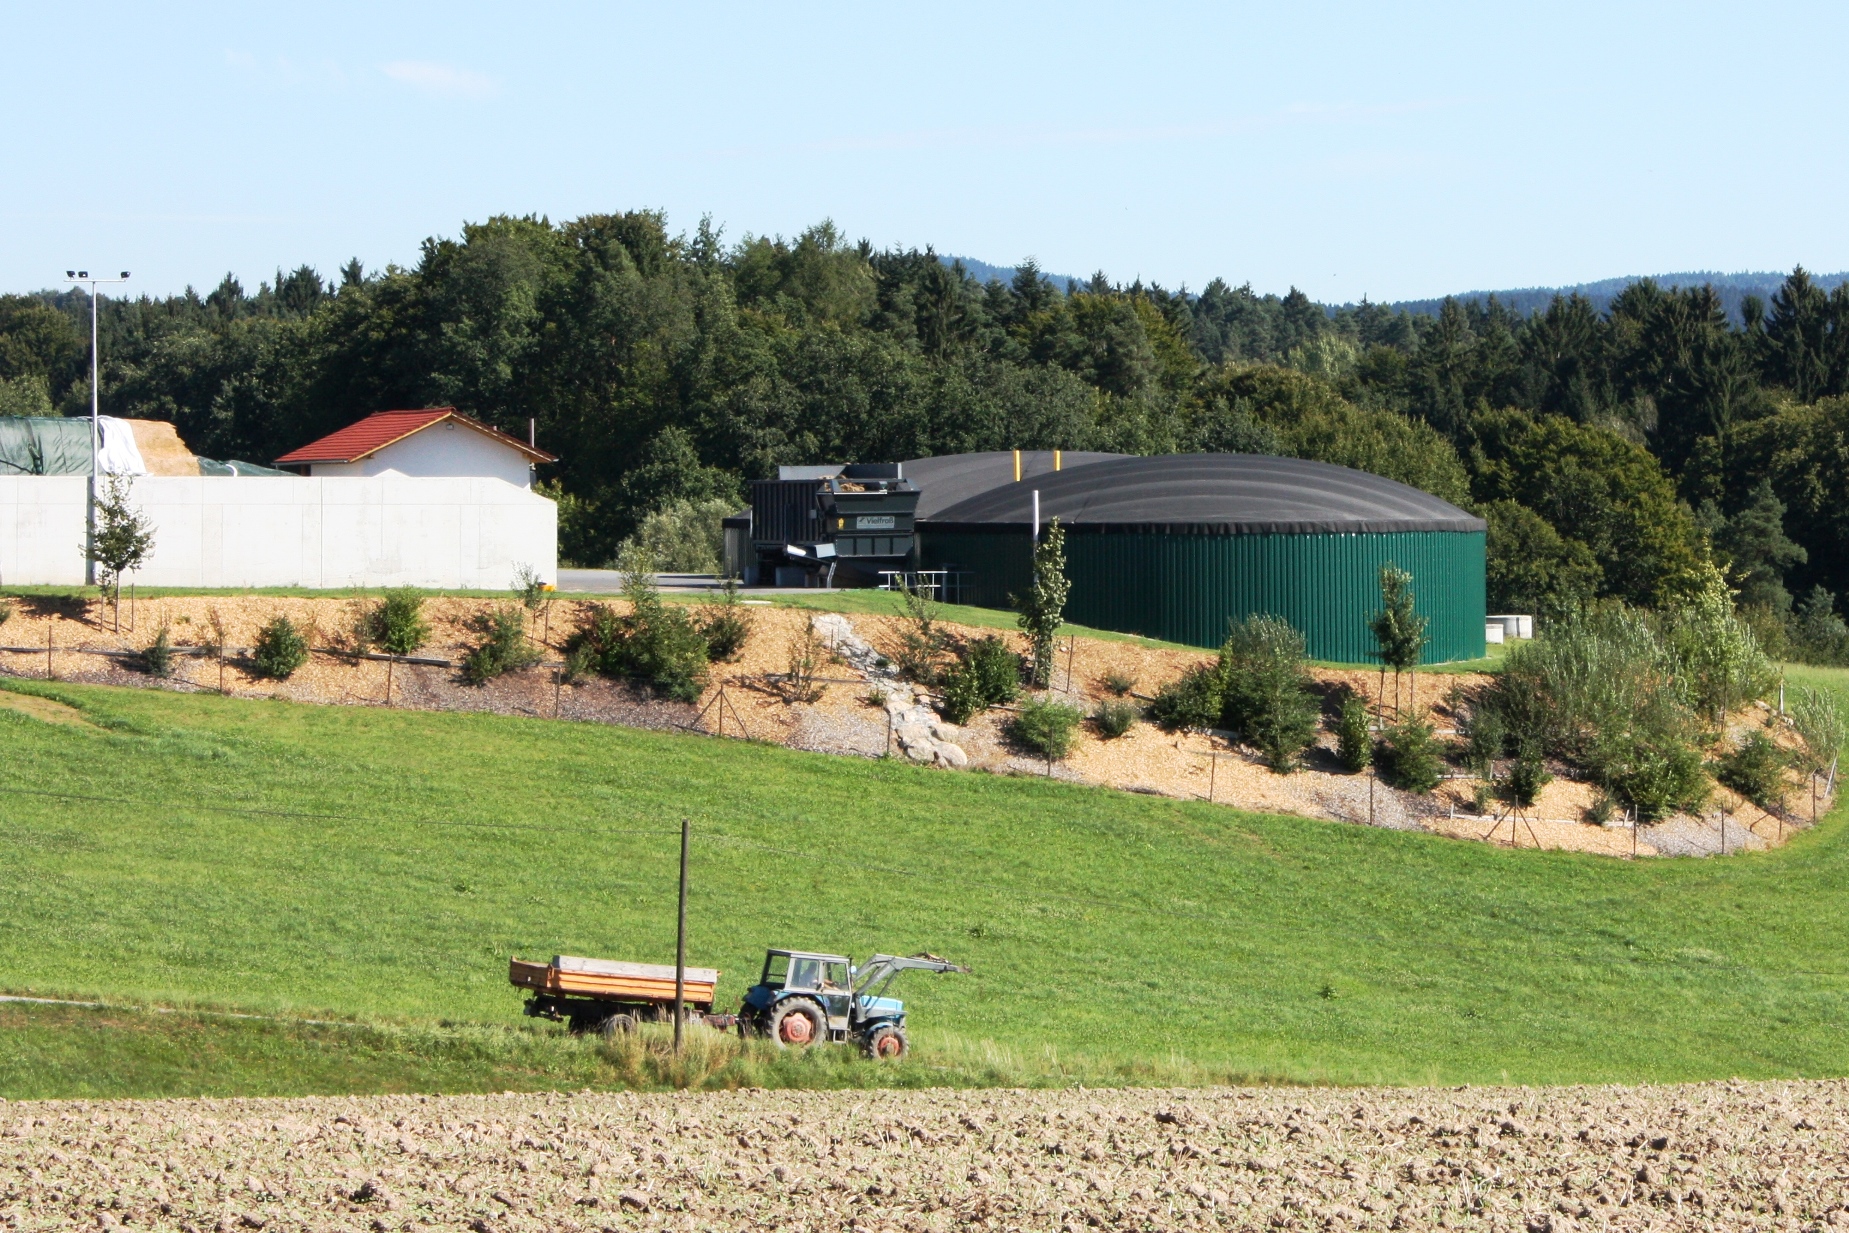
[6,1081,1846,1231]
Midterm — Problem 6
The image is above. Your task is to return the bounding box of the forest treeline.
[4,210,1849,660]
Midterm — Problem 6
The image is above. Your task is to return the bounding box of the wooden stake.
[674,817,689,1055]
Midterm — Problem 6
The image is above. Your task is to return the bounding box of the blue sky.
[7,2,1848,302]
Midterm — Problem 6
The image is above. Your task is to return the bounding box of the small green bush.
[0,599,12,626]
[1009,697,1083,760]
[936,636,1021,725]
[143,625,175,679]
[252,616,310,680]
[1219,614,1320,773]
[1147,664,1224,732]
[937,662,986,725]
[1091,698,1138,739]
[1102,669,1137,697]
[567,587,711,703]
[370,587,430,656]
[1460,704,1505,775]
[462,605,542,685]
[1335,694,1372,772]
[560,644,594,685]
[1603,739,1708,822]
[696,580,753,663]
[1375,718,1443,792]
[1502,741,1552,808]
[1713,729,1789,811]
[890,584,949,684]
[965,636,1021,707]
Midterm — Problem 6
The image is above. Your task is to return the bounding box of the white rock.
[936,743,969,768]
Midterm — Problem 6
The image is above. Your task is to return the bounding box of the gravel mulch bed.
[3,1080,1846,1231]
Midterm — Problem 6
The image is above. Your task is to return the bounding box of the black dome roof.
[899,450,1128,518]
[923,453,1484,535]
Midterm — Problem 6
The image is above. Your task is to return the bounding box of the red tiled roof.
[274,408,557,465]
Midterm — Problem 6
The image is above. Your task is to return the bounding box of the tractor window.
[787,958,821,990]
[821,962,848,991]
[763,954,790,988]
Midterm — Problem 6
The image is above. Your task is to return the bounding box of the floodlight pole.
[65,270,130,585]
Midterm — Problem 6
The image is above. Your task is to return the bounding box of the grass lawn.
[0,673,1845,1097]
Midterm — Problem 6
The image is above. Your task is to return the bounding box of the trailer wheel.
[863,1024,908,1060]
[767,999,824,1048]
[598,1012,637,1038]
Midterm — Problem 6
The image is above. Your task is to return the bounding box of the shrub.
[889,584,949,684]
[1790,685,1847,776]
[1101,669,1137,697]
[1502,741,1552,808]
[1586,796,1617,825]
[0,599,11,626]
[965,636,1021,707]
[936,661,985,725]
[1219,614,1320,773]
[779,622,825,704]
[1487,605,1705,817]
[1008,697,1083,760]
[1091,698,1138,739]
[370,587,430,656]
[1147,663,1225,732]
[616,498,735,574]
[566,553,711,702]
[1661,566,1776,722]
[1713,729,1789,811]
[253,616,309,680]
[1335,693,1372,772]
[143,625,175,679]
[1605,740,1708,822]
[513,564,548,610]
[462,605,543,685]
[560,644,594,685]
[696,579,753,663]
[1460,702,1506,775]
[1374,718,1443,792]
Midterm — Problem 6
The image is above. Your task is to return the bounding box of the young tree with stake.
[85,474,155,633]
[1014,519,1069,689]
[1370,564,1428,718]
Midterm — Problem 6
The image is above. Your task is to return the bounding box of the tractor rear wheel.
[767,999,825,1049]
[863,1024,908,1060]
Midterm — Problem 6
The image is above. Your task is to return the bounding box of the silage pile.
[3,1080,1846,1231]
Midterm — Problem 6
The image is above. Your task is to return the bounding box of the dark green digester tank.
[914,453,1487,664]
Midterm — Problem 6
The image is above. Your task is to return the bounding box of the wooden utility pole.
[674,817,690,1054]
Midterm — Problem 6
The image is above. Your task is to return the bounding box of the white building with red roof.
[274,408,555,488]
[0,408,558,589]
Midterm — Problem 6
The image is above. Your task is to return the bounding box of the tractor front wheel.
[862,1024,908,1060]
[767,999,825,1049]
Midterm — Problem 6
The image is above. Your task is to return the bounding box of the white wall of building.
[308,423,535,488]
[0,476,556,589]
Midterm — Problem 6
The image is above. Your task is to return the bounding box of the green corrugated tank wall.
[921,528,1486,663]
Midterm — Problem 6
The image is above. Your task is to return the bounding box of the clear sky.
[8,2,1847,302]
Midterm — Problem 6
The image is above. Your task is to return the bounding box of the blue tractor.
[738,949,967,1059]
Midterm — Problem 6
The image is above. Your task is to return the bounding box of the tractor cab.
[739,947,967,1060]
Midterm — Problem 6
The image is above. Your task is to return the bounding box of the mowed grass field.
[0,671,1846,1098]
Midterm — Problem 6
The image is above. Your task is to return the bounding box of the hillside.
[1,674,1847,1096]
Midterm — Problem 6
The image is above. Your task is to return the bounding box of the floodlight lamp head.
[65,270,74,278]
[120,271,130,279]
[78,271,88,279]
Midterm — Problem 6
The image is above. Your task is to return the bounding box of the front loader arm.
[851,952,970,999]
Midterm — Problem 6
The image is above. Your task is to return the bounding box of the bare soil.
[0,594,1828,860]
[4,1079,1846,1231]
